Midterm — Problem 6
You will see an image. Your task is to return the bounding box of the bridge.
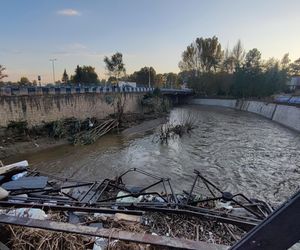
[0,86,193,96]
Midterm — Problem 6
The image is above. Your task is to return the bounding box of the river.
[7,105,300,204]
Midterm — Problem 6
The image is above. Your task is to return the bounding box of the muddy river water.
[8,105,300,204]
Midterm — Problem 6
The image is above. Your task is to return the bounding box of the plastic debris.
[93,237,108,250]
[11,171,28,181]
[0,187,9,200]
[116,191,143,203]
[6,208,47,220]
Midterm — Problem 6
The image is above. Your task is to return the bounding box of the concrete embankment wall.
[0,93,143,127]
[190,98,300,132]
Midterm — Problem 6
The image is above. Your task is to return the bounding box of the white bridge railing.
[0,86,193,96]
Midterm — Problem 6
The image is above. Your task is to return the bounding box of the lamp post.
[148,67,151,88]
[49,59,57,84]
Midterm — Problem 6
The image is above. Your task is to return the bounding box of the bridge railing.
[0,86,157,96]
[0,86,193,96]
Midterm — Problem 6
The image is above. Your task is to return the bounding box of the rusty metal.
[0,214,227,250]
[0,201,143,215]
[230,189,300,250]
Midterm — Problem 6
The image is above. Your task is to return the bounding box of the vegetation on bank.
[141,88,170,113]
[179,37,299,98]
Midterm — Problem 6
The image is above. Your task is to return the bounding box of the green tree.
[71,65,99,85]
[290,58,300,76]
[178,44,200,76]
[61,69,69,84]
[195,36,223,72]
[0,65,8,82]
[165,73,179,88]
[129,67,156,87]
[179,36,223,75]
[244,48,262,70]
[222,48,235,73]
[231,39,245,70]
[18,77,31,86]
[280,53,291,70]
[103,52,126,84]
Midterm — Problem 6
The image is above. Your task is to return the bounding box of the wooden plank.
[2,176,48,190]
[0,214,228,250]
[0,160,28,176]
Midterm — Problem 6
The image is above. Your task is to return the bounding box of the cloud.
[57,9,81,16]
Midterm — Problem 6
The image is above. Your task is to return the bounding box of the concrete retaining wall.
[190,98,237,108]
[272,105,300,132]
[192,98,300,132]
[0,93,143,127]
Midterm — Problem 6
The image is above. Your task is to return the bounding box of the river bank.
[190,98,300,132]
[0,112,168,160]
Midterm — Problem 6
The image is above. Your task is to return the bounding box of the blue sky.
[1,0,300,83]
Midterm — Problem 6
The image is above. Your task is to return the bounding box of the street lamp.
[49,59,57,83]
[148,67,151,88]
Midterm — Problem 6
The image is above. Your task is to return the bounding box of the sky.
[1,0,300,83]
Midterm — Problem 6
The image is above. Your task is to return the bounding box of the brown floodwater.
[6,105,300,204]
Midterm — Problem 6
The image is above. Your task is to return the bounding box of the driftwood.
[0,161,28,176]
[0,214,228,250]
[72,119,119,145]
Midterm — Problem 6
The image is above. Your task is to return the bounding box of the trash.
[68,212,80,224]
[114,213,141,223]
[93,237,108,250]
[2,176,48,190]
[89,222,103,228]
[6,208,47,220]
[0,187,9,200]
[116,191,143,203]
[0,160,28,175]
[216,201,233,210]
[8,194,28,203]
[0,176,5,183]
[11,171,28,181]
[93,213,114,221]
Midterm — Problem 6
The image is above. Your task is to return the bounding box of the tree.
[61,69,69,84]
[231,40,245,69]
[71,65,99,85]
[18,77,31,86]
[244,48,262,70]
[178,43,200,75]
[222,48,235,73]
[280,53,291,70]
[179,36,223,75]
[165,73,179,88]
[129,67,156,87]
[290,58,300,76]
[103,52,126,84]
[195,36,223,72]
[155,74,166,88]
[0,65,8,82]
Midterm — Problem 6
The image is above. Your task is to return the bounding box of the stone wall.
[0,93,143,127]
[191,98,300,133]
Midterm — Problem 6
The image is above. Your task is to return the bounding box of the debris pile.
[0,161,273,249]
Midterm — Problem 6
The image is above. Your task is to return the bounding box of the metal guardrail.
[0,86,193,96]
[274,95,300,105]
[0,86,154,96]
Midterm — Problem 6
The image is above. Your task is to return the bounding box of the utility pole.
[49,59,57,84]
[148,67,151,88]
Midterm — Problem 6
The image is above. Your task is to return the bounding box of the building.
[288,76,300,92]
[118,81,137,88]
